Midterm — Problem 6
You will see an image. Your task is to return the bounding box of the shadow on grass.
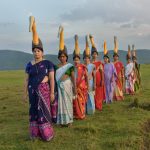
[129,98,150,111]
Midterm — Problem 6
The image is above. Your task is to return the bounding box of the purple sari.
[104,63,117,103]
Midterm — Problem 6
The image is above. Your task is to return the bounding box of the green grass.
[0,64,150,150]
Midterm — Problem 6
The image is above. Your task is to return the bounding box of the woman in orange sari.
[113,36,124,101]
[89,35,105,110]
[73,35,89,119]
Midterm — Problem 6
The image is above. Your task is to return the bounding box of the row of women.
[23,16,141,141]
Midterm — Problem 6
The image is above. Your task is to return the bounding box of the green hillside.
[0,49,150,70]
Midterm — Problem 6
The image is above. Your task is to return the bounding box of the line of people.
[23,16,141,141]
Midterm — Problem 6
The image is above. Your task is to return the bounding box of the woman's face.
[74,57,80,66]
[59,54,67,63]
[127,58,131,63]
[92,52,98,60]
[104,57,109,63]
[113,55,119,61]
[84,57,90,64]
[33,48,43,60]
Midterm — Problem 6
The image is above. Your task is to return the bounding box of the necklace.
[34,58,43,75]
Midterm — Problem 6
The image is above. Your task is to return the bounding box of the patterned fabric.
[86,63,95,114]
[26,59,54,141]
[56,63,74,125]
[113,61,124,101]
[73,64,88,119]
[93,61,105,110]
[125,62,135,94]
[29,83,54,141]
[104,63,116,103]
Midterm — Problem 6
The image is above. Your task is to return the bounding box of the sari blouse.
[25,60,54,89]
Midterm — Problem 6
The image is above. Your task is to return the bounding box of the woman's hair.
[58,51,68,62]
[73,55,80,60]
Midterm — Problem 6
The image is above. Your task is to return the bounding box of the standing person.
[73,35,89,119]
[89,34,105,111]
[23,16,54,141]
[83,36,96,115]
[132,45,141,92]
[125,45,135,95]
[103,41,117,104]
[113,36,124,101]
[56,26,76,127]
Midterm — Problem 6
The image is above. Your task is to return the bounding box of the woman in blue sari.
[56,26,76,127]
[23,16,54,141]
[83,36,96,115]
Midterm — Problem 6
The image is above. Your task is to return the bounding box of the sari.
[125,62,135,94]
[133,62,141,92]
[113,61,124,101]
[56,63,74,125]
[86,63,95,115]
[104,63,116,103]
[93,61,105,110]
[73,64,88,119]
[26,60,54,141]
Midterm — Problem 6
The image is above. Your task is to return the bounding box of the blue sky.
[0,0,150,54]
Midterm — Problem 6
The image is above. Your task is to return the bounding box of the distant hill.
[0,49,150,70]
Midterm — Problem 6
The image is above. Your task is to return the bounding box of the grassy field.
[0,64,150,150]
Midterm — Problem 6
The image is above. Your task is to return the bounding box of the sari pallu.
[125,62,134,94]
[73,64,87,119]
[28,82,54,141]
[113,61,124,101]
[56,63,74,125]
[93,61,105,111]
[86,64,95,115]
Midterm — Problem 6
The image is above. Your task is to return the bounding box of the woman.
[132,45,141,92]
[73,35,89,119]
[103,41,117,103]
[113,36,124,101]
[83,36,96,115]
[23,16,54,141]
[125,45,135,95]
[56,26,76,126]
[89,34,105,111]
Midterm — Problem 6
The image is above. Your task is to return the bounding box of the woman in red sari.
[73,35,89,119]
[113,36,124,101]
[89,35,105,111]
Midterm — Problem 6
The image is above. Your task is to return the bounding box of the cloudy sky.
[0,0,150,54]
